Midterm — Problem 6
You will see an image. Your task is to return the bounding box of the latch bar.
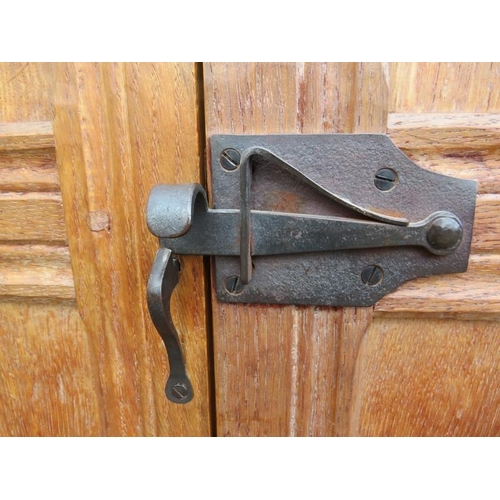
[152,189,463,259]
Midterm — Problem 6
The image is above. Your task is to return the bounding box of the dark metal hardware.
[146,248,193,403]
[146,134,477,403]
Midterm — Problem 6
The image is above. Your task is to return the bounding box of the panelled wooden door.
[205,62,500,436]
[0,63,212,436]
[0,62,499,436]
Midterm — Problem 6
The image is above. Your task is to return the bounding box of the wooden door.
[0,63,212,436]
[1,62,499,436]
[205,63,500,436]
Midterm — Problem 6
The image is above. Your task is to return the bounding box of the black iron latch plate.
[207,134,476,306]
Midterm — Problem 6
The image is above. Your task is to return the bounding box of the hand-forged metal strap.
[147,247,193,404]
[240,147,287,284]
[238,146,413,284]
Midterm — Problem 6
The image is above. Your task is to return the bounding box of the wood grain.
[0,245,75,301]
[0,121,54,151]
[53,63,211,436]
[0,302,104,436]
[374,195,500,319]
[0,63,95,436]
[0,63,54,122]
[389,63,500,113]
[376,254,500,320]
[0,192,67,243]
[0,152,59,192]
[350,318,500,436]
[206,62,500,436]
[0,122,59,193]
[204,62,387,436]
[388,113,500,152]
[388,113,500,194]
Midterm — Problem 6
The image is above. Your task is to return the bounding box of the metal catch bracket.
[146,134,477,402]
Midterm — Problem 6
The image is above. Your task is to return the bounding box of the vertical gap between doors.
[195,62,217,437]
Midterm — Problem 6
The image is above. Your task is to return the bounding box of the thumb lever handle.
[147,248,193,404]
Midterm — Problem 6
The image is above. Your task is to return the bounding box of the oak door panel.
[0,63,211,436]
[204,63,387,436]
[205,63,500,436]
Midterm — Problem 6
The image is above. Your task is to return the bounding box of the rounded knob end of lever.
[426,216,463,253]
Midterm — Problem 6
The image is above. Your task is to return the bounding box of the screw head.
[427,217,462,251]
[220,148,241,171]
[171,383,189,400]
[361,265,384,286]
[374,168,398,191]
[224,275,245,295]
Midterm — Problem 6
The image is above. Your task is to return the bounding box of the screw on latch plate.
[225,275,245,295]
[361,265,384,286]
[220,148,241,171]
[374,168,398,191]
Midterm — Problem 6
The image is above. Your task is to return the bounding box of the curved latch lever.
[147,248,193,404]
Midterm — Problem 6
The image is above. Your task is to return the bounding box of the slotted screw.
[374,168,398,191]
[225,275,245,295]
[361,265,384,286]
[171,383,189,401]
[220,148,241,171]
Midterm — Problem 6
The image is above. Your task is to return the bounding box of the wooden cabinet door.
[0,63,212,436]
[205,63,500,436]
[2,62,499,437]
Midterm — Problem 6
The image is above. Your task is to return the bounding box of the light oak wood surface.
[351,318,500,436]
[0,63,211,436]
[0,302,102,436]
[53,63,211,436]
[389,63,500,113]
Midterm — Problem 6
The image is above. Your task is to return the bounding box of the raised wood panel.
[0,121,73,302]
[387,113,500,150]
[0,121,54,151]
[0,63,93,437]
[0,63,211,436]
[0,122,59,193]
[388,113,500,152]
[350,318,500,436]
[375,111,500,319]
[395,155,500,195]
[204,62,386,436]
[388,113,500,194]
[347,62,500,437]
[0,192,67,244]
[376,254,500,320]
[0,245,74,301]
[0,302,104,436]
[53,63,211,436]
[0,151,59,192]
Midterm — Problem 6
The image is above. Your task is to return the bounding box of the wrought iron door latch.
[146,134,477,403]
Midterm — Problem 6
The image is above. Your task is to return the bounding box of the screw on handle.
[147,248,193,404]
